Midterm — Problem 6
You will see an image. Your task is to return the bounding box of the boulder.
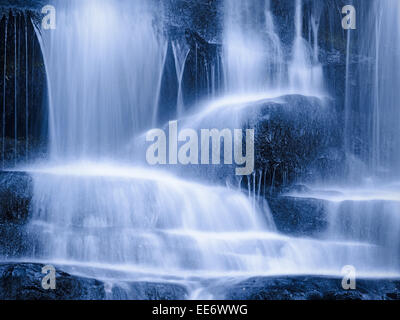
[0,172,35,257]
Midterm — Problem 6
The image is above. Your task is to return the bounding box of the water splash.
[355,0,400,180]
[26,162,276,273]
[287,183,400,273]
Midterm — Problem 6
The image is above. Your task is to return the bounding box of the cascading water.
[288,0,324,94]
[284,1,400,271]
[312,0,400,277]
[223,0,285,94]
[360,0,400,179]
[39,0,167,159]
[25,0,330,291]
[2,0,397,299]
[1,12,35,167]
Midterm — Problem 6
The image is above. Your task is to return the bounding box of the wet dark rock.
[0,171,33,224]
[267,195,328,236]
[224,276,400,300]
[0,224,32,257]
[0,172,35,257]
[0,0,350,180]
[164,0,222,43]
[0,0,46,14]
[0,263,106,300]
[209,95,344,194]
[0,7,49,162]
[158,0,223,123]
[252,95,342,187]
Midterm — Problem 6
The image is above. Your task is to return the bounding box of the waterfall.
[39,0,167,160]
[288,0,324,94]
[26,0,366,282]
[28,0,289,282]
[287,182,400,275]
[26,159,400,278]
[326,199,400,272]
[4,0,397,297]
[344,17,352,165]
[2,15,7,168]
[152,41,168,127]
[14,14,17,164]
[343,0,400,181]
[223,0,285,94]
[310,3,322,64]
